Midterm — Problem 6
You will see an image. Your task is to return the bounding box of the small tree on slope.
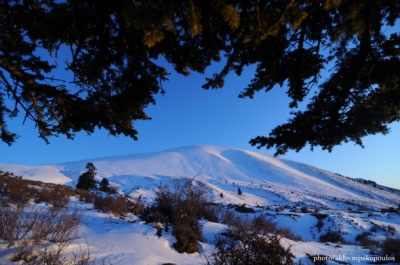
[99,178,110,192]
[76,163,97,191]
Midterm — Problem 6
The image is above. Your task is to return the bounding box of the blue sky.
[1,54,400,190]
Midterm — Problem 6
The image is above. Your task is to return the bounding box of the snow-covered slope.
[1,144,399,210]
[1,145,400,265]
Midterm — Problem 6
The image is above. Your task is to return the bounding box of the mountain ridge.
[0,144,399,211]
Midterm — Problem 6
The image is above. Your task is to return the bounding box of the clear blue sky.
[1,54,400,190]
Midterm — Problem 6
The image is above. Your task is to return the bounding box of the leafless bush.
[277,227,302,241]
[319,231,344,243]
[0,204,26,243]
[0,174,36,206]
[380,237,400,261]
[221,214,301,242]
[206,215,294,265]
[45,207,82,243]
[235,204,255,213]
[202,204,221,223]
[126,197,146,216]
[0,172,75,209]
[369,222,395,235]
[35,187,70,208]
[300,206,309,213]
[153,178,209,253]
[75,189,95,203]
[355,232,379,254]
[0,172,101,264]
[73,184,144,220]
[219,208,237,225]
[387,225,396,236]
[0,201,87,264]
[13,239,95,265]
[94,195,129,216]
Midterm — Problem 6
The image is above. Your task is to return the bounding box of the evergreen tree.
[238,188,242,195]
[99,178,110,192]
[76,163,97,191]
[1,1,399,155]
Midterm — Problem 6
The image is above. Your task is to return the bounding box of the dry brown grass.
[0,171,93,264]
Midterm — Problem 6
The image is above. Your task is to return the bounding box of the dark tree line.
[1,0,399,155]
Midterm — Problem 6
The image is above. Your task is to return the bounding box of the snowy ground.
[1,145,399,264]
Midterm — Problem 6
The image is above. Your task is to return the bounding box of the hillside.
[1,144,399,211]
[1,145,399,265]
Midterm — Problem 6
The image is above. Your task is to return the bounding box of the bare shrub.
[109,197,130,216]
[319,231,344,243]
[45,207,82,243]
[381,207,398,213]
[277,227,302,241]
[172,222,202,253]
[356,232,372,245]
[68,240,96,265]
[92,192,145,218]
[0,202,85,264]
[153,178,209,253]
[219,208,237,225]
[387,225,396,236]
[369,222,393,234]
[300,206,309,213]
[0,174,36,206]
[76,189,97,204]
[202,204,221,223]
[35,188,53,204]
[380,237,400,261]
[35,187,70,208]
[206,215,294,264]
[94,195,129,216]
[93,195,114,213]
[0,204,26,243]
[355,231,379,254]
[234,204,255,213]
[0,172,95,264]
[316,220,324,232]
[222,214,300,242]
[126,197,146,216]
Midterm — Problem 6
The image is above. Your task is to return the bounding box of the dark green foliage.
[319,231,344,243]
[1,1,399,155]
[99,178,110,192]
[311,214,329,220]
[76,163,97,191]
[235,204,255,213]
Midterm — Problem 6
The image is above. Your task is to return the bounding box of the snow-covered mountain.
[1,144,399,211]
[1,145,400,265]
